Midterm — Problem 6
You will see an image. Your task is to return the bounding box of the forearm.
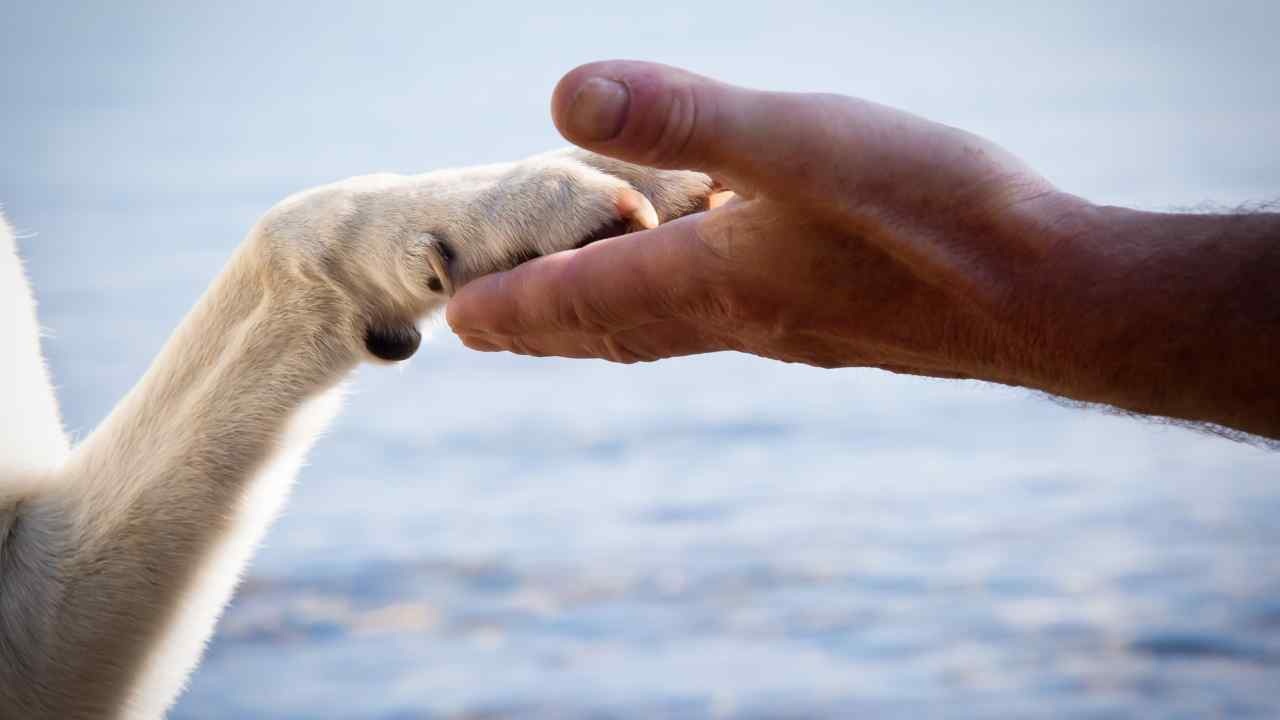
[1036,202,1280,439]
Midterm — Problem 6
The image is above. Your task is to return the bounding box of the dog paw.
[431,148,714,289]
[253,150,715,362]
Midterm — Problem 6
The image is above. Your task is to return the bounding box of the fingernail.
[566,77,629,142]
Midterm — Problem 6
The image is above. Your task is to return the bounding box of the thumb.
[551,60,858,196]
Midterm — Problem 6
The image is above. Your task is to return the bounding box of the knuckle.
[599,334,645,364]
[458,334,501,352]
[507,336,547,358]
[687,215,747,323]
[641,82,706,168]
[554,260,613,335]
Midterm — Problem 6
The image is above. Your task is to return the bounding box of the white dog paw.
[253,150,715,362]
[429,149,714,289]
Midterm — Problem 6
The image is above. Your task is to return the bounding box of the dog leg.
[0,227,372,716]
[0,155,712,719]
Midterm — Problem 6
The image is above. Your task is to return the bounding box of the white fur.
[0,150,711,719]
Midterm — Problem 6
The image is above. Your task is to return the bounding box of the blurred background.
[3,1,1279,717]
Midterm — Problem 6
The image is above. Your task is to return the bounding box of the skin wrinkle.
[667,84,701,171]
[647,81,688,168]
[561,255,617,335]
[489,318,717,364]
[629,71,704,171]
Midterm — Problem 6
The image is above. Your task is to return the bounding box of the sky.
[2,2,1279,717]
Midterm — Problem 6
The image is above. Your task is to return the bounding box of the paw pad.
[364,324,422,361]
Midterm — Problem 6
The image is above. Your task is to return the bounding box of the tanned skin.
[448,60,1280,441]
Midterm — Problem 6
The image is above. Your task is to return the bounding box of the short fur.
[0,149,711,719]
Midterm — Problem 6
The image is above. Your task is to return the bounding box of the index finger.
[445,212,715,339]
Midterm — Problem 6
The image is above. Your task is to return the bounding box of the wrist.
[1029,200,1280,437]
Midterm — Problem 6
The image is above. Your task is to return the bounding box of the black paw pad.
[365,324,422,361]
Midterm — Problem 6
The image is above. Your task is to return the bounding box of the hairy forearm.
[1037,202,1280,439]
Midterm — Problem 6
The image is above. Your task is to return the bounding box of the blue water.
[164,345,1280,719]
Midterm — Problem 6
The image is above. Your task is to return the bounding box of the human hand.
[447,61,1080,382]
[447,60,1280,439]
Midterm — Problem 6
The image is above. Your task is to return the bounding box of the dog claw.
[707,190,736,210]
[614,187,660,230]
